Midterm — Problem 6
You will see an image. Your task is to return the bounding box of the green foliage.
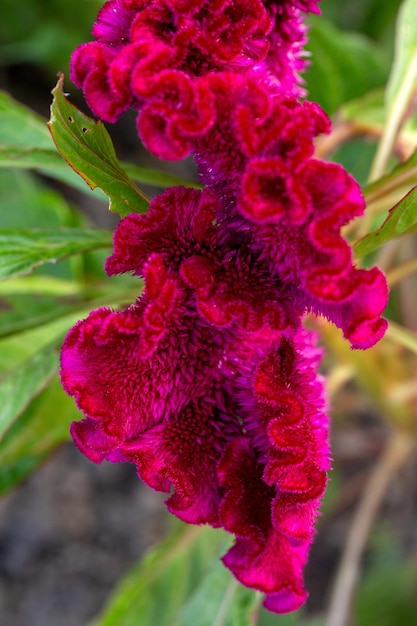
[49,76,150,215]
[355,530,417,626]
[320,0,402,42]
[0,228,112,280]
[305,17,389,115]
[0,378,77,495]
[91,523,259,626]
[0,343,58,440]
[370,0,417,179]
[355,186,417,256]
[0,0,101,72]
[0,90,199,195]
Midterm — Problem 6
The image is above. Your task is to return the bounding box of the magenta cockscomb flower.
[62,0,389,614]
[193,74,389,349]
[61,186,329,611]
[70,0,320,158]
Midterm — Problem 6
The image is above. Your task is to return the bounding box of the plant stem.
[325,431,415,626]
[387,257,417,286]
[386,320,417,355]
[369,54,417,183]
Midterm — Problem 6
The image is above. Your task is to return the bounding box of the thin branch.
[387,257,417,286]
[325,431,415,626]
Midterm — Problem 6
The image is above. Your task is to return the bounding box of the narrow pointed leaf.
[363,145,417,215]
[122,162,202,190]
[0,344,59,440]
[354,186,417,256]
[0,228,113,280]
[48,74,149,216]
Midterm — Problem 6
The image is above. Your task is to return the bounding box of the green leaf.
[0,145,108,198]
[0,90,199,193]
[0,312,81,374]
[340,89,386,133]
[0,228,113,281]
[0,169,73,229]
[0,275,83,296]
[361,145,417,219]
[354,185,417,256]
[0,146,201,193]
[48,74,149,216]
[173,562,259,626]
[305,17,389,115]
[354,529,417,626]
[92,524,236,626]
[0,284,141,372]
[0,90,52,150]
[0,344,59,440]
[0,377,76,495]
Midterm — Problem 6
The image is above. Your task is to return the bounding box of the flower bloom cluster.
[62,0,389,613]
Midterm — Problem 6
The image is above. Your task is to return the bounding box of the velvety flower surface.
[63,0,389,614]
[192,74,388,349]
[62,186,329,611]
[70,0,320,155]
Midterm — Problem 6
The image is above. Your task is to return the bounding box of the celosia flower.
[63,0,389,614]
[193,73,388,349]
[71,0,320,158]
[61,186,329,611]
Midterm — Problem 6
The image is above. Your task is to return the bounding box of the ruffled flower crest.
[61,0,389,614]
[71,0,321,157]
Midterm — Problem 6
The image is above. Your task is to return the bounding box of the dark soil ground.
[0,444,169,626]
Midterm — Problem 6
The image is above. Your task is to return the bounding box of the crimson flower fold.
[62,186,330,612]
[62,0,389,614]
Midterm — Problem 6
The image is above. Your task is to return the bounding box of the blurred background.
[1,1,417,625]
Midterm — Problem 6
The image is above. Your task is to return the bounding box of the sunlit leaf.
[0,228,113,281]
[385,0,417,112]
[0,275,82,296]
[0,344,59,440]
[354,186,417,256]
[48,74,149,216]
